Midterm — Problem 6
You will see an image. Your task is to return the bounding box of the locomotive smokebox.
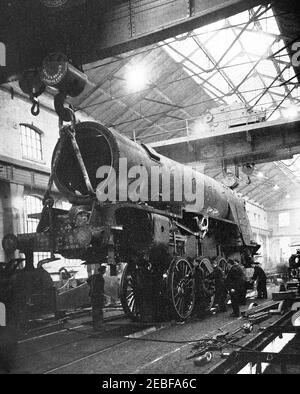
[53,122,118,204]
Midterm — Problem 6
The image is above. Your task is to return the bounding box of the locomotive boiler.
[2,121,259,322]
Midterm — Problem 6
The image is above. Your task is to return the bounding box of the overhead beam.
[148,117,300,147]
[94,0,269,61]
[148,118,300,165]
[0,0,268,81]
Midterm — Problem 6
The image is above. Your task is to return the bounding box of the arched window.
[20,124,43,161]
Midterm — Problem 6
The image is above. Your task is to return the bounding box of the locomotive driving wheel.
[119,263,142,321]
[196,257,216,312]
[167,257,195,320]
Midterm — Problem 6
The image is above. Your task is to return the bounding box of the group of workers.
[87,259,267,330]
[213,259,267,317]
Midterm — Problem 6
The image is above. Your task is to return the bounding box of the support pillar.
[1,182,24,262]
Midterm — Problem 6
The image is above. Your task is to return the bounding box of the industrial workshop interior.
[1,0,300,380]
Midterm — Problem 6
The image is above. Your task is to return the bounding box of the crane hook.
[31,95,40,116]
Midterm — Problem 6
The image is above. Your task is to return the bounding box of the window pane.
[20,125,42,161]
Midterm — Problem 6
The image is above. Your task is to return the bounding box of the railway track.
[14,313,168,374]
[43,338,132,374]
[17,315,149,363]
[10,297,299,374]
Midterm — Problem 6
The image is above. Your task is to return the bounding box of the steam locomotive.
[2,121,259,322]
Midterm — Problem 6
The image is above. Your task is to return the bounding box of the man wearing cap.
[252,263,267,299]
[212,259,227,312]
[225,259,244,317]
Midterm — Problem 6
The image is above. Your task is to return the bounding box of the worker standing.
[87,266,106,331]
[252,263,267,299]
[212,260,227,312]
[225,260,244,317]
[237,261,247,306]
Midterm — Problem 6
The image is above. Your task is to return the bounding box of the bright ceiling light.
[273,184,280,191]
[283,103,299,120]
[125,64,149,92]
[286,194,291,199]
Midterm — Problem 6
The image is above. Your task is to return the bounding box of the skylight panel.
[240,30,275,57]
[163,5,296,115]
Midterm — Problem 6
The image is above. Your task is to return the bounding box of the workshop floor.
[6,285,285,374]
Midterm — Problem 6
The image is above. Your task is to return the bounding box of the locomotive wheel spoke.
[178,298,184,314]
[185,278,193,286]
[126,291,134,299]
[120,264,142,321]
[127,292,134,303]
[128,296,135,311]
[167,257,195,320]
[175,297,182,307]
